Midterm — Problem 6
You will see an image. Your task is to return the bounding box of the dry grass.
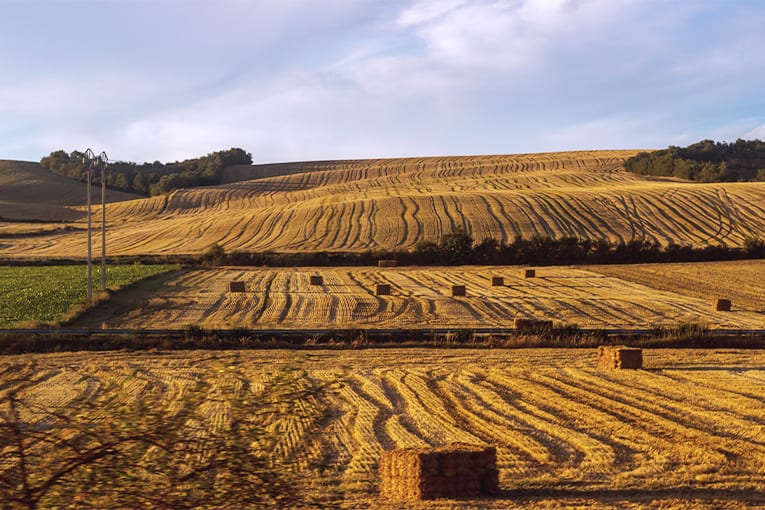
[2,151,765,257]
[2,348,763,508]
[67,265,765,330]
[590,260,765,313]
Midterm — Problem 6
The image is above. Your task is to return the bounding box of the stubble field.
[3,151,765,257]
[590,260,765,313]
[70,262,765,331]
[2,348,763,508]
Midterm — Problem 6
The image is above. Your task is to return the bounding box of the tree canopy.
[40,147,253,196]
[624,139,765,182]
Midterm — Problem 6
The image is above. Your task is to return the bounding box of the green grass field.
[0,264,179,327]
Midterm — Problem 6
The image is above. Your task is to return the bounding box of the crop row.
[2,349,762,507]
[0,264,179,327]
[73,265,765,330]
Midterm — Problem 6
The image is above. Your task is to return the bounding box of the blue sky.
[2,0,764,164]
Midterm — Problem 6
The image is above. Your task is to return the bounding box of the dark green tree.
[438,228,474,264]
[625,139,765,182]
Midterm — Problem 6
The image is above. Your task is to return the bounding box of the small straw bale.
[378,259,398,267]
[713,298,732,311]
[520,268,536,278]
[380,443,499,501]
[376,284,392,296]
[228,281,246,293]
[598,345,643,370]
[491,276,504,287]
[451,285,466,297]
[309,275,324,286]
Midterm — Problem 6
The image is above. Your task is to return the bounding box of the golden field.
[590,260,765,313]
[69,262,765,330]
[2,151,765,257]
[2,348,763,508]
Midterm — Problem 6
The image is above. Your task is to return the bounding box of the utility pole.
[82,149,108,301]
[83,149,94,301]
[99,152,108,291]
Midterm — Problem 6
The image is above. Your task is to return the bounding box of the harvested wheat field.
[1,348,763,508]
[3,151,765,258]
[70,265,765,330]
[590,260,765,313]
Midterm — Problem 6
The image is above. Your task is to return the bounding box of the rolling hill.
[0,160,139,222]
[1,150,764,258]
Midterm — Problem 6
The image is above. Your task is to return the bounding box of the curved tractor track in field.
[4,349,764,508]
[70,264,765,330]
[2,151,765,257]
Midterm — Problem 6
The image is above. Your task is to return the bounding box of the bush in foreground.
[0,368,324,508]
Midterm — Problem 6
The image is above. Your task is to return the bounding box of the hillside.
[220,160,347,183]
[1,150,764,258]
[0,160,139,222]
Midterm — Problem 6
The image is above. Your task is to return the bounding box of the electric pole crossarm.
[82,149,108,301]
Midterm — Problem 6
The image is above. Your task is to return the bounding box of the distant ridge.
[1,150,764,258]
[0,160,139,222]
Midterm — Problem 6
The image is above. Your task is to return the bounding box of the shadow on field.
[644,366,765,372]
[498,486,765,504]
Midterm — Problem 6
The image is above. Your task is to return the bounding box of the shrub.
[200,243,227,266]
[0,369,321,508]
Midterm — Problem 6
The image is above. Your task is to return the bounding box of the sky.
[1,0,765,164]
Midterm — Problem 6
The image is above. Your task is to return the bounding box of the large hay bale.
[514,317,553,330]
[378,259,398,267]
[598,345,643,370]
[376,284,392,296]
[713,298,732,311]
[451,285,466,297]
[520,268,536,278]
[380,443,499,501]
[228,281,246,293]
[309,275,323,286]
[491,276,504,287]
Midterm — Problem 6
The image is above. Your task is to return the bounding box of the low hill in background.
[1,150,764,258]
[220,160,350,184]
[0,160,139,222]
[40,148,253,196]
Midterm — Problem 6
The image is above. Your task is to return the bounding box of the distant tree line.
[39,147,252,196]
[202,230,765,267]
[624,139,765,182]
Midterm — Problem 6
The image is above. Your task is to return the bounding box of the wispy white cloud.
[744,124,765,141]
[1,0,765,163]
[398,0,468,26]
[394,0,654,71]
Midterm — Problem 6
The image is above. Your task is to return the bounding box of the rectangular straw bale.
[451,285,466,297]
[713,298,732,311]
[380,443,498,501]
[520,268,536,278]
[378,259,398,267]
[598,345,642,370]
[376,284,392,295]
[309,275,323,285]
[491,276,504,286]
[616,348,642,369]
[228,281,246,293]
